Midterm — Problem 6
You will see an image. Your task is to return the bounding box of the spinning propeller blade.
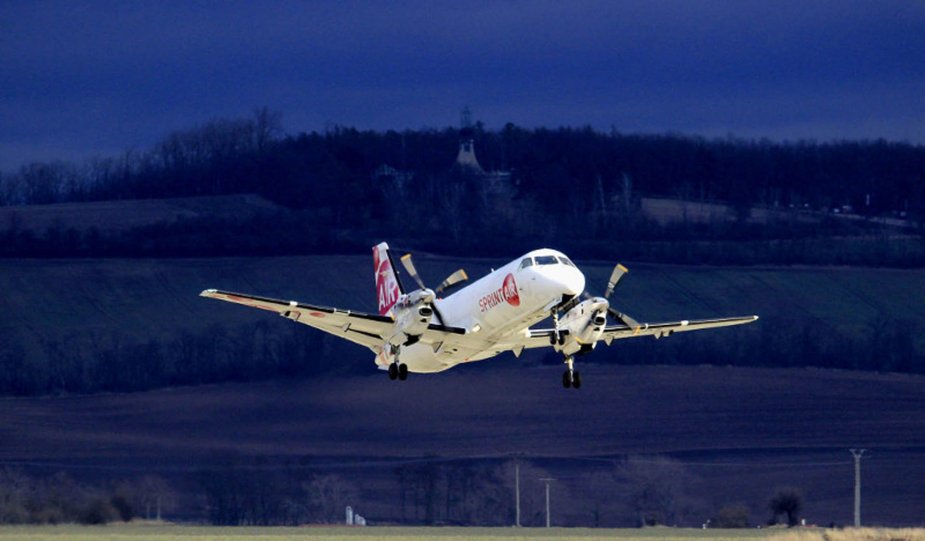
[400,252,465,326]
[558,262,639,330]
[608,307,641,330]
[603,263,640,329]
[436,269,468,294]
[604,264,628,300]
[400,253,427,291]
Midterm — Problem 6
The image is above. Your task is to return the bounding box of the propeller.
[604,264,628,300]
[601,264,640,329]
[400,252,469,326]
[558,263,640,329]
[436,269,468,294]
[400,253,427,291]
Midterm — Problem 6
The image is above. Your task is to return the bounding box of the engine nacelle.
[558,297,609,356]
[386,289,436,347]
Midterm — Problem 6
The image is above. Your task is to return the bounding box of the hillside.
[1,365,923,526]
[1,255,925,395]
[0,194,282,233]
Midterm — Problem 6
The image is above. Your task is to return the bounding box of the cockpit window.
[558,256,576,267]
[534,255,559,266]
[519,257,534,269]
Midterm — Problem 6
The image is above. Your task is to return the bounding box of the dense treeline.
[0,469,173,525]
[2,110,923,216]
[0,110,922,260]
[0,457,811,527]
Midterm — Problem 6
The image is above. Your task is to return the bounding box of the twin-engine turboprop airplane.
[201,242,757,389]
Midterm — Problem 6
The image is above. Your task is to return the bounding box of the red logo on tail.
[375,250,400,315]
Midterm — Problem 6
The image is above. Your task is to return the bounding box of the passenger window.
[519,258,534,269]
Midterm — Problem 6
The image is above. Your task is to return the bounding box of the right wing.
[498,315,758,352]
[200,289,466,351]
[598,315,759,342]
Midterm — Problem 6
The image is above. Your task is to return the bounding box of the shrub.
[77,498,117,525]
[712,503,750,528]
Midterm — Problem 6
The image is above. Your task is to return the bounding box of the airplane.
[201,242,758,389]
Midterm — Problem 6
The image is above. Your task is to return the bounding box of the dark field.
[2,363,924,526]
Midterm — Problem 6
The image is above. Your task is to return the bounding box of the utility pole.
[539,478,556,528]
[514,461,521,527]
[850,449,867,527]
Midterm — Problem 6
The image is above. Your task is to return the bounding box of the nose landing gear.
[549,311,564,346]
[562,356,581,389]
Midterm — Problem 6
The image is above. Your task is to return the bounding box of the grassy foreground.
[0,524,767,541]
[2,524,922,541]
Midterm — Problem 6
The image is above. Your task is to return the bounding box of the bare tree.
[303,474,358,524]
[253,107,283,152]
[136,475,175,521]
[0,468,31,523]
[712,503,750,528]
[619,456,698,527]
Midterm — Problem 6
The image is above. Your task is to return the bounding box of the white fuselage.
[377,249,585,373]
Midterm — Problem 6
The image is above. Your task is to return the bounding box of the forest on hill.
[0,109,923,264]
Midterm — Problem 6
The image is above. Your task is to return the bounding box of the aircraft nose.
[555,267,585,296]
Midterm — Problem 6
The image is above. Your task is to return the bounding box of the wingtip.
[200,288,218,297]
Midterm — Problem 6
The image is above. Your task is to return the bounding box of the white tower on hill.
[455,106,485,173]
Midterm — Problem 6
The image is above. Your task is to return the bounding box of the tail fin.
[373,242,404,316]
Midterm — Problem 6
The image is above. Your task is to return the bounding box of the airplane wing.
[510,315,759,351]
[200,289,466,351]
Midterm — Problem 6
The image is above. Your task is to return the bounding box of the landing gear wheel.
[572,371,581,389]
[558,334,566,346]
[562,370,572,388]
[388,363,398,380]
[398,363,409,381]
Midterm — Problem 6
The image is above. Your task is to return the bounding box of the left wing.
[200,289,466,351]
[502,315,758,351]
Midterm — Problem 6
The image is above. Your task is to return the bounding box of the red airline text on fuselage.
[478,273,520,312]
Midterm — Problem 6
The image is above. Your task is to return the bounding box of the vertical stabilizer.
[373,242,404,316]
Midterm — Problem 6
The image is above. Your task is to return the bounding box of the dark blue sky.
[1,1,923,171]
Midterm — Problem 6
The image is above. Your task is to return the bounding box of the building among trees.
[454,106,511,185]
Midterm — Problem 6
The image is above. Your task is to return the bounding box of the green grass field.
[3,525,924,541]
[0,524,778,541]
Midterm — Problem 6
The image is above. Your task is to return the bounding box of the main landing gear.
[387,345,409,381]
[562,356,581,389]
[387,362,409,381]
